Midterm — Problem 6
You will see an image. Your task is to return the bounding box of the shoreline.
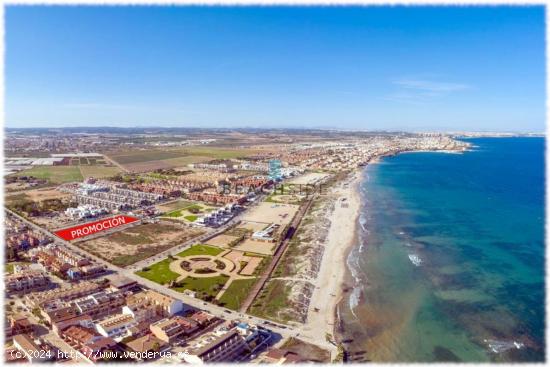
[300,169,363,356]
[322,139,545,362]
[298,145,470,356]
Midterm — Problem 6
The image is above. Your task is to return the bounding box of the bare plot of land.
[241,202,299,227]
[5,181,51,192]
[78,222,204,267]
[267,194,303,205]
[223,250,263,275]
[287,172,330,185]
[33,214,79,231]
[206,234,240,248]
[236,221,268,232]
[240,256,263,276]
[5,189,77,229]
[7,187,70,202]
[281,338,331,363]
[233,239,276,256]
[223,250,245,266]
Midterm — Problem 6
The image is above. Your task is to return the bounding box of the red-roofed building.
[81,337,119,362]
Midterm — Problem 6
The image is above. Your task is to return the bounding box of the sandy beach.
[299,170,363,354]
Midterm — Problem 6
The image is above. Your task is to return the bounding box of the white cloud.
[386,77,471,104]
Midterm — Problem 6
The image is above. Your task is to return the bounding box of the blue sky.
[5,6,546,132]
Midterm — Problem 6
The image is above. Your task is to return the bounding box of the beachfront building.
[183,323,270,363]
[251,223,280,242]
[183,329,248,363]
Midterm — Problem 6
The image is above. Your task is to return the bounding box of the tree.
[152,342,160,352]
[332,343,346,362]
[7,247,18,262]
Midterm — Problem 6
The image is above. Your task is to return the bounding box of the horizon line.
[4,126,545,135]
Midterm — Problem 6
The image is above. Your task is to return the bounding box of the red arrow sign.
[55,215,138,241]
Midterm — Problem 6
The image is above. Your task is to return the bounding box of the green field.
[135,259,180,285]
[79,165,122,179]
[183,147,260,159]
[176,244,224,258]
[158,200,194,212]
[264,184,305,205]
[153,156,212,166]
[5,262,31,274]
[108,150,186,164]
[107,147,258,169]
[173,275,229,300]
[164,208,199,218]
[184,215,198,222]
[218,278,258,310]
[249,279,293,323]
[165,209,185,218]
[13,166,83,183]
[163,204,210,222]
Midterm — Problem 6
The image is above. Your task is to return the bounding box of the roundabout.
[169,252,241,279]
[137,244,267,306]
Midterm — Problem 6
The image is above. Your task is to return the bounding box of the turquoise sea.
[338,138,545,362]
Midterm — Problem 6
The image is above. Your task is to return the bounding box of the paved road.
[5,207,300,341]
[126,216,241,272]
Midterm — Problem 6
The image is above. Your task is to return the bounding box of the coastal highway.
[5,207,303,341]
